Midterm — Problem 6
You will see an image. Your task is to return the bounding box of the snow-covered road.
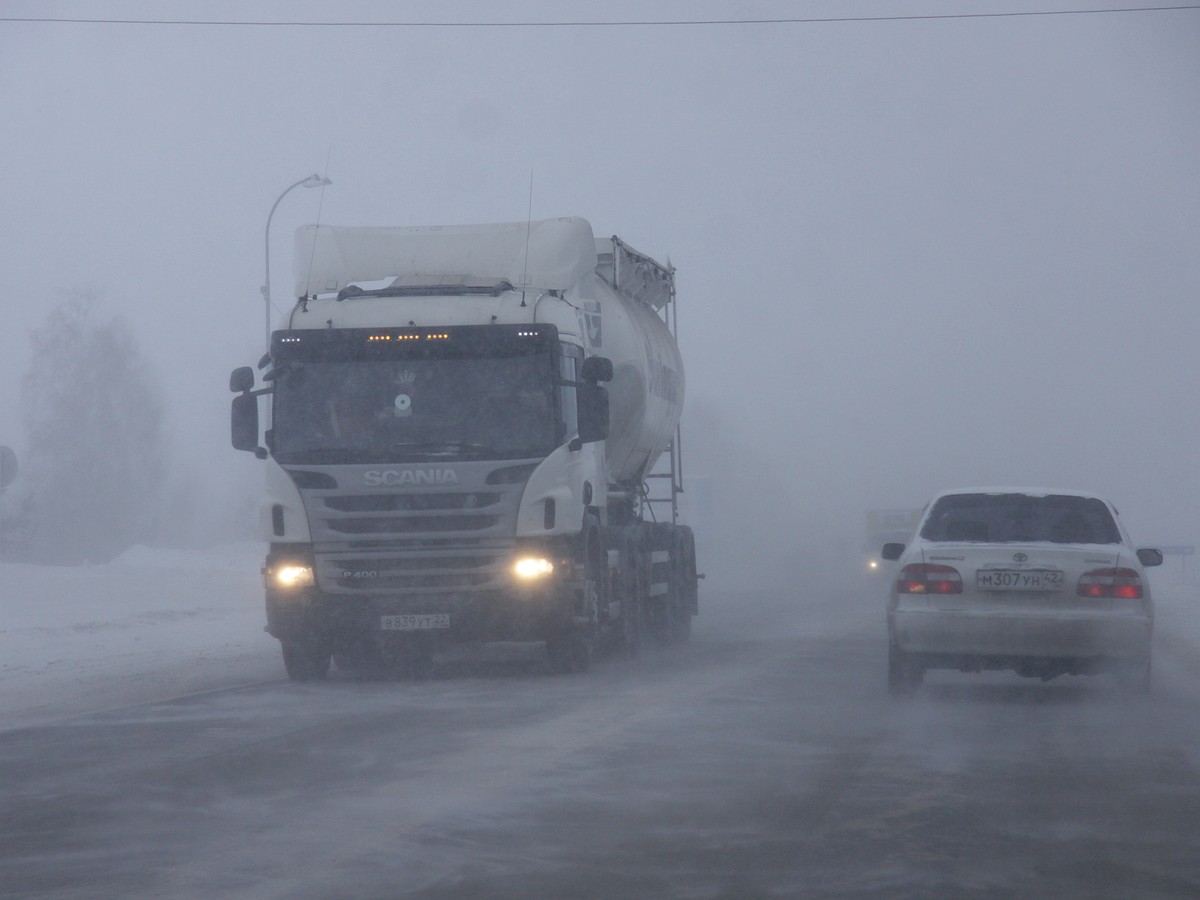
[3,547,1200,898]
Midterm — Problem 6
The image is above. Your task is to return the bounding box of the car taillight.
[897,563,963,594]
[1076,567,1143,599]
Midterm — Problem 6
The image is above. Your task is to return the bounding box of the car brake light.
[897,563,963,594]
[1076,567,1143,599]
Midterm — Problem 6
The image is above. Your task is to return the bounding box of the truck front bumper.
[269,585,580,643]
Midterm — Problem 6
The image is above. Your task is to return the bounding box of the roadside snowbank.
[0,542,278,728]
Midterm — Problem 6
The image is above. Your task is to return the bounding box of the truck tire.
[546,522,601,674]
[669,526,698,643]
[580,518,605,629]
[641,524,675,645]
[281,639,331,682]
[617,530,645,658]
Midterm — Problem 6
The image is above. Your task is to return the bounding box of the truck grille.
[327,514,501,535]
[323,493,502,512]
[329,550,505,592]
[287,462,533,596]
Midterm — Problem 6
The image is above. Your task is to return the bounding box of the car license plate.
[380,614,450,631]
[976,569,1063,590]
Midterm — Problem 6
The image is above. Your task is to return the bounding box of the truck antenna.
[520,170,533,307]
[301,150,334,304]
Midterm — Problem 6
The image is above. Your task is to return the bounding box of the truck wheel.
[618,533,645,658]
[639,525,675,646]
[281,640,331,682]
[582,522,605,627]
[669,527,697,643]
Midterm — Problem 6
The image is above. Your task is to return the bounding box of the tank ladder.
[641,268,683,526]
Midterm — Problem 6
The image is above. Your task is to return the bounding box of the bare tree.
[17,291,168,563]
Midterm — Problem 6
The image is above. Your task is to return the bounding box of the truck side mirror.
[230,366,255,393]
[574,383,609,447]
[581,355,613,383]
[881,542,905,561]
[231,393,261,453]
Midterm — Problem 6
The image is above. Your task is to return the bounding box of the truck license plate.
[976,569,1063,590]
[381,614,450,631]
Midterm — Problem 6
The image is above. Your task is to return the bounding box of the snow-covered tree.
[16,291,168,563]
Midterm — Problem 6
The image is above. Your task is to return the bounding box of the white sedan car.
[883,488,1162,693]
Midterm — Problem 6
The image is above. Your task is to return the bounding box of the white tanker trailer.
[230,217,698,679]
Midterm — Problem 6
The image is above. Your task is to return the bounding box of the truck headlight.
[513,557,555,580]
[269,564,315,589]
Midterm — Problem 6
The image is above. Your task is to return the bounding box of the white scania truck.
[230,217,698,679]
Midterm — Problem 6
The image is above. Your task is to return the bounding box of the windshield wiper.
[276,442,498,464]
[387,441,496,458]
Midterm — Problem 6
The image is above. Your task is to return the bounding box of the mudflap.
[280,637,332,682]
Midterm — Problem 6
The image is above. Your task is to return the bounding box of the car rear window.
[919,493,1121,544]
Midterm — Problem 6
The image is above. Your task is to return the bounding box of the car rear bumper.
[890,607,1152,661]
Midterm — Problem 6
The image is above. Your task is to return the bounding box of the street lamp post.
[262,174,331,351]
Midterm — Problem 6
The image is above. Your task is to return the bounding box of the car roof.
[927,487,1107,502]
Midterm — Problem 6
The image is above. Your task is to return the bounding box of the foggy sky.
[2,1,1198,580]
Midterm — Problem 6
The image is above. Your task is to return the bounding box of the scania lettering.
[230,217,699,680]
[363,469,460,487]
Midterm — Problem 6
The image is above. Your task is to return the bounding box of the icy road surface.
[2,545,1200,898]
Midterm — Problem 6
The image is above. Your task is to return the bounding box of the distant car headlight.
[513,557,555,580]
[269,564,315,589]
[868,559,880,571]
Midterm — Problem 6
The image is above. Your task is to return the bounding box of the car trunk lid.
[922,543,1122,611]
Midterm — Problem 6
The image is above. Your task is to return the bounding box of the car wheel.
[888,642,923,695]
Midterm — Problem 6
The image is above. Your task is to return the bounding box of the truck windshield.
[271,353,560,464]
